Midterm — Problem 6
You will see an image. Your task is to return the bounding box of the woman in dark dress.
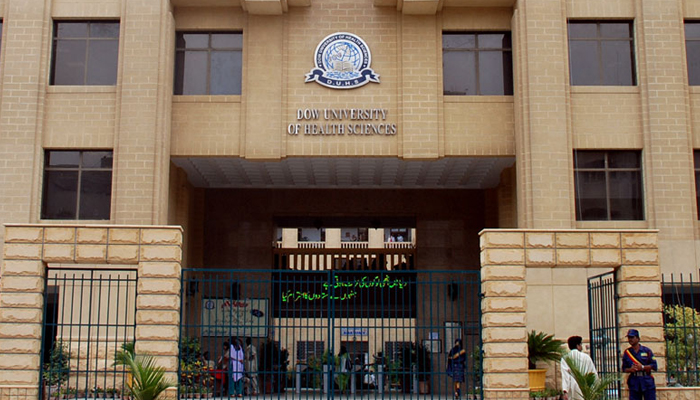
[446,339,467,399]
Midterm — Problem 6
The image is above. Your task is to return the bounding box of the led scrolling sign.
[281,275,409,302]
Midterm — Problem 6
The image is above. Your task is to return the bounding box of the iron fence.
[662,273,700,387]
[179,268,482,400]
[40,267,138,400]
[587,271,621,399]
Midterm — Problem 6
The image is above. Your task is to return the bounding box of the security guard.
[621,329,657,400]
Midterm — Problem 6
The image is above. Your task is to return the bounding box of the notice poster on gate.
[201,298,268,337]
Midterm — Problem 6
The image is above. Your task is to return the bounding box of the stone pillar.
[616,232,664,390]
[0,224,183,400]
[512,0,573,228]
[480,231,528,400]
[401,14,440,159]
[0,227,46,400]
[113,0,174,224]
[136,229,183,397]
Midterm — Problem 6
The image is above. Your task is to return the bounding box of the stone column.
[136,229,183,397]
[512,0,573,228]
[616,232,664,390]
[0,226,45,400]
[480,231,528,400]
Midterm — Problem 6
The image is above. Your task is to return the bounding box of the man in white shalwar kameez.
[561,336,598,400]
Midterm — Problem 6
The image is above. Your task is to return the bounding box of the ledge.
[444,95,514,104]
[570,86,640,95]
[173,95,241,103]
[47,86,117,94]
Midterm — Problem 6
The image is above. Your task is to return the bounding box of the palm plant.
[527,331,565,369]
[114,342,175,400]
[563,353,618,400]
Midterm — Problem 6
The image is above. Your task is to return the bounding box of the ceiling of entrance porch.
[171,157,514,189]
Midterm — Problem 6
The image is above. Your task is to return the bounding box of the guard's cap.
[625,329,640,338]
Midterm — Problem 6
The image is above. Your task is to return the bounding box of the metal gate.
[587,271,621,399]
[39,267,138,400]
[179,269,482,400]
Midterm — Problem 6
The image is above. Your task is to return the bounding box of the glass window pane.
[569,41,599,85]
[695,150,700,166]
[479,34,509,49]
[608,151,640,168]
[179,33,209,49]
[602,41,635,85]
[600,23,632,39]
[212,33,242,49]
[687,41,700,85]
[568,23,597,39]
[87,40,119,85]
[53,40,87,85]
[90,22,119,38]
[82,151,113,169]
[443,34,475,50]
[574,151,606,169]
[56,22,88,38]
[696,171,700,219]
[210,51,242,95]
[479,51,509,95]
[686,23,700,39]
[180,51,208,95]
[79,171,112,220]
[47,151,80,168]
[42,171,78,219]
[575,171,608,220]
[443,51,476,95]
[609,171,643,220]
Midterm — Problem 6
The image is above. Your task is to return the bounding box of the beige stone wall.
[0,225,183,400]
[480,229,663,400]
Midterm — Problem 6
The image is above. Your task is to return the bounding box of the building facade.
[1,0,699,399]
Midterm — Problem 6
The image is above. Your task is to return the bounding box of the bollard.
[351,369,356,395]
[377,364,384,394]
[296,363,302,394]
[323,364,329,394]
[412,364,418,394]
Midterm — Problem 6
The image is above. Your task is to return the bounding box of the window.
[574,150,643,220]
[51,21,120,85]
[0,21,3,53]
[686,22,700,85]
[442,32,513,95]
[174,32,242,95]
[296,341,324,362]
[568,21,636,86]
[695,151,700,218]
[42,150,113,220]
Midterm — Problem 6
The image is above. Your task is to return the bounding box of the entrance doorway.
[179,268,482,399]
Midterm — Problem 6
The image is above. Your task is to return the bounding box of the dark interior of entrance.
[197,188,492,270]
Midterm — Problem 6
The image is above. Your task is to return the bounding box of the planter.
[528,369,546,392]
[418,381,430,394]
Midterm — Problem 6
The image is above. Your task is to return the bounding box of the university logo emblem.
[305,32,380,89]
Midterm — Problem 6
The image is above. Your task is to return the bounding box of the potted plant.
[113,343,175,400]
[414,341,432,394]
[562,353,618,400]
[527,331,564,392]
[43,340,70,400]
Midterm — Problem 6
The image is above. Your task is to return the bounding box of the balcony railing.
[273,247,415,271]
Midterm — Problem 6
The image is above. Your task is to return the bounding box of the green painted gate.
[179,269,482,399]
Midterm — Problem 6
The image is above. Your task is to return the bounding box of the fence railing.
[39,267,138,400]
[662,273,700,387]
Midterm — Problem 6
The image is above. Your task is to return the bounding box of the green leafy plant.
[43,340,70,387]
[114,343,175,400]
[664,304,700,386]
[562,353,618,400]
[527,331,565,369]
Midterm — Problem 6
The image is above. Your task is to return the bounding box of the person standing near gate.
[622,329,657,400]
[245,338,259,396]
[561,336,597,400]
[229,337,245,397]
[446,339,467,399]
